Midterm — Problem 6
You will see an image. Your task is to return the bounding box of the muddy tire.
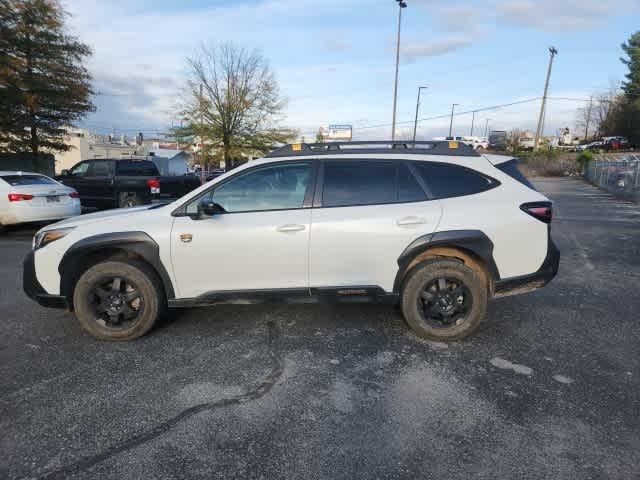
[401,258,487,341]
[73,260,164,341]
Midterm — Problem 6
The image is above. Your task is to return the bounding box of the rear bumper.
[3,201,80,225]
[23,251,67,309]
[494,234,560,297]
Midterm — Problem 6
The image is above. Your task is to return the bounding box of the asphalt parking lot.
[1,177,639,480]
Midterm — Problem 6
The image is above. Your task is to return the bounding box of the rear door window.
[414,162,497,199]
[398,164,427,202]
[0,175,57,186]
[87,160,113,177]
[322,161,427,207]
[116,161,158,176]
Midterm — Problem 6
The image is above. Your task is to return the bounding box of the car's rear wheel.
[73,260,163,341]
[401,258,487,341]
[119,192,143,208]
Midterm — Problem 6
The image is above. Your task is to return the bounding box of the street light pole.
[448,103,458,138]
[534,46,558,149]
[391,0,407,141]
[412,86,427,142]
[470,110,476,136]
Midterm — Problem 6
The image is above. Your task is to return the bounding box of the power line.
[355,97,541,130]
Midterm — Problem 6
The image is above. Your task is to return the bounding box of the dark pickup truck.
[56,159,201,210]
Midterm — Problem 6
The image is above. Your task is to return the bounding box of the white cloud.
[401,34,478,60]
[496,0,630,31]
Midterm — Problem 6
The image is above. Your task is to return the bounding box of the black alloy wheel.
[90,276,144,330]
[418,277,472,329]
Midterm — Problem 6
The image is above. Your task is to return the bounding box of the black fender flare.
[59,231,175,302]
[393,230,500,293]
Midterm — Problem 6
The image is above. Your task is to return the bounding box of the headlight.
[33,227,75,250]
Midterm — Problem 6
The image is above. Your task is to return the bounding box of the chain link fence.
[585,154,640,202]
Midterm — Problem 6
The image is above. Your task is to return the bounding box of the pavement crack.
[36,320,283,480]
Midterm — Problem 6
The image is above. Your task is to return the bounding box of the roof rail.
[265,140,480,158]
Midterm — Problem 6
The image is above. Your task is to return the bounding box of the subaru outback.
[23,141,559,341]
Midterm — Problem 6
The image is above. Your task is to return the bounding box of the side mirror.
[197,200,226,217]
[61,169,70,176]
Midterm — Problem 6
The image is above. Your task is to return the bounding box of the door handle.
[276,224,306,233]
[396,216,427,226]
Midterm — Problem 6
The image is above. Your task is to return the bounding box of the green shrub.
[576,150,594,173]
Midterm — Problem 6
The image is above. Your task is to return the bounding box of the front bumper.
[494,233,560,297]
[23,251,67,309]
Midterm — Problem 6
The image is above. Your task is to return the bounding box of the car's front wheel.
[73,260,164,341]
[401,258,487,341]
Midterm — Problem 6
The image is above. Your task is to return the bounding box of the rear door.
[308,159,442,293]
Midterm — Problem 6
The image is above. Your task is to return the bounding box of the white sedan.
[0,171,81,229]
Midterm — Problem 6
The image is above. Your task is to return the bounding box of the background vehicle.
[518,138,536,151]
[25,141,559,342]
[444,136,489,151]
[488,130,507,150]
[0,171,80,229]
[57,159,201,210]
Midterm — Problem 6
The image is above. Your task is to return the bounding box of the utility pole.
[484,118,490,137]
[391,0,407,141]
[470,110,476,136]
[412,86,427,142]
[199,83,205,184]
[534,47,558,150]
[584,95,593,141]
[448,103,458,138]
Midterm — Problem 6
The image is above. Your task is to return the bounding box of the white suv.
[23,141,559,341]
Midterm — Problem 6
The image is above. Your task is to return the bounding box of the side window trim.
[315,158,430,209]
[404,160,433,200]
[172,160,317,217]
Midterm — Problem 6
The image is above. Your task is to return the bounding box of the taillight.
[520,202,552,224]
[147,179,160,194]
[8,193,34,202]
[69,191,80,199]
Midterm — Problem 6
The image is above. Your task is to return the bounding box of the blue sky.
[63,0,640,140]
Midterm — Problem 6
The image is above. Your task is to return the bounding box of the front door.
[170,161,315,299]
[58,161,92,204]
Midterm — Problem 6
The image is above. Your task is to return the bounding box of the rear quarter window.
[496,159,537,191]
[413,162,498,199]
[0,175,57,186]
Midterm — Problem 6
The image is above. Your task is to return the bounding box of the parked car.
[446,136,489,151]
[56,159,201,210]
[517,138,536,151]
[488,131,507,150]
[576,140,604,151]
[24,141,559,342]
[0,171,80,230]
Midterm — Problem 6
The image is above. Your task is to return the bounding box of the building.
[149,148,193,176]
[52,128,89,174]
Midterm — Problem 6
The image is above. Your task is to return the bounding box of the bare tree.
[175,43,295,171]
[575,96,596,141]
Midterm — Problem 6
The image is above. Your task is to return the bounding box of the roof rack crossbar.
[266,140,480,158]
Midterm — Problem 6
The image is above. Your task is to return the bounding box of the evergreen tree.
[0,0,94,154]
[620,31,640,144]
[621,31,640,97]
